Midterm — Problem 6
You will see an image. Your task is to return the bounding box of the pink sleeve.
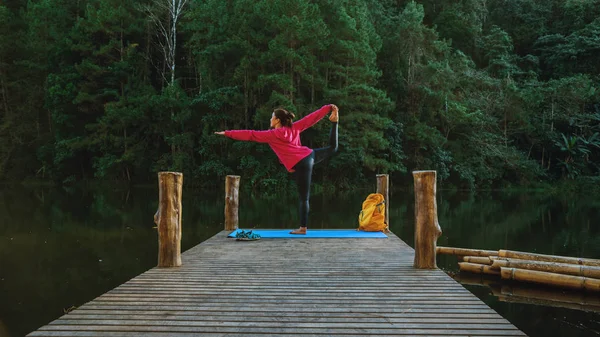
[293,105,332,132]
[224,129,276,143]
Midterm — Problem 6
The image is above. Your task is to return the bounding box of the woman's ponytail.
[274,108,295,127]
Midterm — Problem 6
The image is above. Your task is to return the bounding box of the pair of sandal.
[235,230,261,241]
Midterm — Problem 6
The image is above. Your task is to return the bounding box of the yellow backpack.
[357,193,388,232]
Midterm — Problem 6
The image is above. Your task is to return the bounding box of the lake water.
[1,184,599,336]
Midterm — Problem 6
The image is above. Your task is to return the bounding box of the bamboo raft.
[439,247,600,292]
[26,172,526,336]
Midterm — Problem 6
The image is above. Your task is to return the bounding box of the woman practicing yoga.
[215,104,339,234]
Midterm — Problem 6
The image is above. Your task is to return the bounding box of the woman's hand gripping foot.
[329,105,339,123]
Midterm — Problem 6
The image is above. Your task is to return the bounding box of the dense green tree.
[0,0,598,190]
[487,0,552,55]
[432,0,486,59]
[184,0,400,189]
[318,0,399,180]
[43,0,148,181]
[522,75,599,179]
[535,18,600,78]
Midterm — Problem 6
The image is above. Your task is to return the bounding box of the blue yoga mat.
[228,229,388,239]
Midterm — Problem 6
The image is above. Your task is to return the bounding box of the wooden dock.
[28,230,526,336]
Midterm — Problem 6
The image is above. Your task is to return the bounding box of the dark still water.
[0,184,599,337]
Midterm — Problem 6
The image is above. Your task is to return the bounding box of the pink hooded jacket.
[224,105,333,172]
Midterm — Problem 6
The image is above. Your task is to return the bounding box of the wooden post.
[413,170,442,269]
[376,174,389,226]
[153,172,183,268]
[225,175,240,231]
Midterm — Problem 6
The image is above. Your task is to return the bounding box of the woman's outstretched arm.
[214,129,277,143]
[293,105,333,132]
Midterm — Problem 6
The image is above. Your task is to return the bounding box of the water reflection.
[431,190,600,336]
[0,185,599,336]
[451,272,600,336]
[453,272,600,313]
[0,185,224,337]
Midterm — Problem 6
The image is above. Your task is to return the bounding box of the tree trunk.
[154,171,183,267]
[195,56,202,94]
[413,170,442,269]
[376,174,389,226]
[244,69,248,128]
[0,66,10,116]
[170,0,176,86]
[311,72,315,104]
[541,147,545,168]
[290,58,294,104]
[504,109,507,147]
[145,0,187,87]
[407,55,412,85]
[145,20,152,83]
[550,99,554,132]
[224,175,240,231]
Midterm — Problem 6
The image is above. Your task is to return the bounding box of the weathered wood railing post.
[224,175,240,231]
[413,170,442,269]
[154,171,183,268]
[376,174,389,226]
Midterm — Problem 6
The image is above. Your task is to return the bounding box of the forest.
[0,0,598,191]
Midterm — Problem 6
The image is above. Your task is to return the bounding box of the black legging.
[292,122,338,228]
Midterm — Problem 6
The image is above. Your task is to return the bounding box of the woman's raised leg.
[314,122,338,165]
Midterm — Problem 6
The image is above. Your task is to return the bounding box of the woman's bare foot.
[290,227,307,235]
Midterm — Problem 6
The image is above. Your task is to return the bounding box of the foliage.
[0,0,598,191]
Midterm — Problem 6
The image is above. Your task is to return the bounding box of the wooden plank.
[71,310,507,318]
[105,291,475,297]
[46,319,512,331]
[33,326,525,335]
[90,296,490,304]
[60,314,511,323]
[109,283,471,289]
[31,330,524,337]
[87,302,493,309]
[108,291,472,296]
[27,231,526,336]
[78,304,500,313]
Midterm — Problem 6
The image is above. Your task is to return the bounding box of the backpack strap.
[376,199,385,213]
